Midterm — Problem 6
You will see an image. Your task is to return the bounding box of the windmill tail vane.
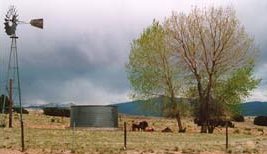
[30,18,43,29]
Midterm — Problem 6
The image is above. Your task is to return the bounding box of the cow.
[162,127,173,133]
[194,118,235,131]
[132,121,149,131]
[139,121,148,131]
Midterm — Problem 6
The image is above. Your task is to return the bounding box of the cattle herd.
[132,121,171,132]
[131,120,175,132]
[131,118,234,133]
[193,118,235,128]
[131,116,267,133]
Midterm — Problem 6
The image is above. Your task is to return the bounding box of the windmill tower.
[3,5,43,151]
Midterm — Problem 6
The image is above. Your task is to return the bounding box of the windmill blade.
[30,18,43,29]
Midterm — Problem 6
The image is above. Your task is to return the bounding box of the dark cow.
[194,119,235,133]
[194,118,234,128]
[139,121,148,131]
[178,127,186,133]
[194,118,234,133]
[132,121,149,131]
[162,127,173,133]
[132,123,140,131]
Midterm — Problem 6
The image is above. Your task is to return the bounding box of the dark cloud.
[0,0,267,105]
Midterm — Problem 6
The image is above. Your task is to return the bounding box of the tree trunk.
[175,112,185,133]
[169,88,185,133]
[195,75,209,133]
[208,125,215,133]
[200,123,208,133]
[199,97,209,133]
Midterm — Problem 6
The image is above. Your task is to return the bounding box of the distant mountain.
[240,101,267,116]
[114,99,267,117]
[114,100,162,117]
[114,96,191,117]
[26,101,75,109]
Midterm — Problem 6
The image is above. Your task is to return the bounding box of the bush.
[0,94,29,114]
[257,128,263,132]
[231,114,245,122]
[13,107,29,114]
[233,129,240,134]
[43,107,70,117]
[254,116,267,126]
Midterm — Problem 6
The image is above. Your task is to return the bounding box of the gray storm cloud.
[0,0,267,105]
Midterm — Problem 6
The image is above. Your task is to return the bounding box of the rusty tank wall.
[70,105,118,128]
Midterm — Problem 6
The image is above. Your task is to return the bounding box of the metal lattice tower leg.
[6,35,25,151]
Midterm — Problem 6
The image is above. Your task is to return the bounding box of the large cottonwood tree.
[165,7,259,133]
[127,21,186,132]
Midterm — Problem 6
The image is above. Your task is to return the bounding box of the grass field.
[0,110,267,154]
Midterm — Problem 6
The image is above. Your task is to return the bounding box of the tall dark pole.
[9,36,25,151]
[8,79,13,128]
[226,121,228,150]
[124,122,127,150]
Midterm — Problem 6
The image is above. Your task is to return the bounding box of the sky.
[0,0,267,105]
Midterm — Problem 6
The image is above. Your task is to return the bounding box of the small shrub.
[147,149,154,153]
[244,128,251,131]
[257,128,263,132]
[174,146,179,151]
[13,107,29,114]
[244,131,252,135]
[243,148,258,154]
[51,118,55,123]
[43,107,70,117]
[0,123,6,128]
[254,116,267,126]
[233,129,240,134]
[182,148,194,153]
[231,114,245,122]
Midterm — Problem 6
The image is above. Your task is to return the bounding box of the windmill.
[2,5,43,151]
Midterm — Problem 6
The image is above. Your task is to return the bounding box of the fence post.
[124,122,127,150]
[72,121,76,152]
[226,121,228,150]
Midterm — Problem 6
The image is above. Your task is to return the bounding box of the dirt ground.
[1,111,267,154]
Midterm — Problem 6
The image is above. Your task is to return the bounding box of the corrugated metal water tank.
[70,105,118,128]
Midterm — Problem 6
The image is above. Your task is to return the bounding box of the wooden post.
[72,121,76,152]
[8,79,13,128]
[226,121,228,150]
[124,122,127,150]
[21,120,25,151]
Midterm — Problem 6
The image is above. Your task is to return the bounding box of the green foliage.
[231,114,245,122]
[214,64,260,115]
[126,20,180,100]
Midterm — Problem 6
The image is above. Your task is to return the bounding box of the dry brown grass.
[0,111,267,154]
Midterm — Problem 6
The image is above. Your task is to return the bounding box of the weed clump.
[233,129,240,134]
